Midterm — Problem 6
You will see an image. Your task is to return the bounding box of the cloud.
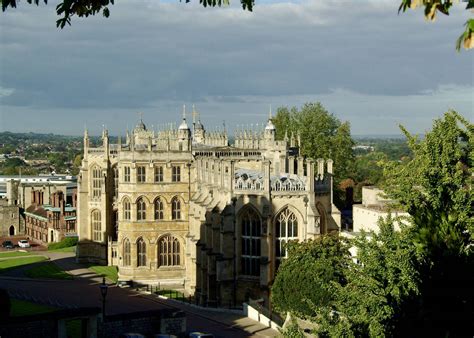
[0,0,472,134]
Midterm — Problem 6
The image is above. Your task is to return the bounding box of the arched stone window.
[91,166,102,198]
[123,238,131,266]
[137,197,146,221]
[123,197,131,221]
[171,197,181,220]
[240,207,262,276]
[275,208,298,269]
[157,235,181,267]
[91,210,102,242]
[137,238,146,267]
[154,197,164,220]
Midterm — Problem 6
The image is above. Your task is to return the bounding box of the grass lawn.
[48,246,76,253]
[25,262,73,280]
[10,299,57,317]
[0,251,34,258]
[0,256,47,273]
[88,265,118,283]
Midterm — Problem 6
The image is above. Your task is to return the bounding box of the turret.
[264,105,276,142]
[83,128,90,160]
[178,105,191,151]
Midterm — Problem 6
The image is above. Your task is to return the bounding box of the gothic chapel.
[77,107,340,306]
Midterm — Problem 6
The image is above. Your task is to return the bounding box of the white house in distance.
[352,186,409,233]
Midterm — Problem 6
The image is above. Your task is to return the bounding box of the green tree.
[399,0,474,51]
[381,110,474,336]
[271,235,350,319]
[314,217,420,337]
[273,102,355,206]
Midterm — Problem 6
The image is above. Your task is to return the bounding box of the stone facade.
[77,108,340,307]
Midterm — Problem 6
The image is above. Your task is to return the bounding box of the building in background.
[0,174,77,241]
[352,186,409,233]
[77,107,340,307]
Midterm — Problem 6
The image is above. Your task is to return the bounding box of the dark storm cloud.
[0,0,472,135]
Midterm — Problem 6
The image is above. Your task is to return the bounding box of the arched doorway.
[9,225,15,236]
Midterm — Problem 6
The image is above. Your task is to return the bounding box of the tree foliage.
[271,235,350,319]
[273,102,355,186]
[398,0,474,51]
[314,217,420,337]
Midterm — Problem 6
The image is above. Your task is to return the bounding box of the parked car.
[18,240,30,248]
[2,240,14,249]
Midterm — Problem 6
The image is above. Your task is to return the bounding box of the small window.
[123,198,131,220]
[154,198,164,220]
[137,198,146,221]
[137,238,146,267]
[154,166,163,182]
[137,166,146,183]
[124,166,131,182]
[172,197,181,220]
[172,165,181,182]
[123,238,131,266]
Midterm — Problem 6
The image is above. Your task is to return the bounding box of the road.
[0,251,278,337]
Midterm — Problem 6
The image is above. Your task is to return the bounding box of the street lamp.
[99,277,108,319]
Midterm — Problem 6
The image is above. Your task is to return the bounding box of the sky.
[0,0,472,136]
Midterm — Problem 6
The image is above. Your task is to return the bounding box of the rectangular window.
[137,166,146,183]
[154,166,163,182]
[172,165,181,182]
[124,166,131,182]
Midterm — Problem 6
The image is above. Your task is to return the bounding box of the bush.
[47,237,78,250]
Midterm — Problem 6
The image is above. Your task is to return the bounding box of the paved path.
[0,251,279,337]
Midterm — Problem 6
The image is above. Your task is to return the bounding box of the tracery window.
[123,198,131,221]
[137,238,146,267]
[154,197,164,220]
[91,210,102,242]
[137,198,146,221]
[123,238,131,266]
[171,197,181,220]
[275,208,298,270]
[157,235,181,267]
[91,167,102,198]
[172,165,181,182]
[240,207,261,276]
[154,166,163,182]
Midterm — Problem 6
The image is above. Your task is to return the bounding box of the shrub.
[47,237,78,250]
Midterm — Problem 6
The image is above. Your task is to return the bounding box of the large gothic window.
[157,235,181,267]
[240,207,261,276]
[137,197,146,221]
[123,198,131,220]
[137,238,146,267]
[91,167,102,198]
[123,238,131,266]
[91,210,102,242]
[154,197,164,220]
[171,197,181,220]
[275,208,298,269]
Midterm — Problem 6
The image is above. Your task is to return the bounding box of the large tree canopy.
[272,102,355,192]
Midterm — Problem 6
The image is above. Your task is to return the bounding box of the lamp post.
[99,277,108,319]
[231,196,237,308]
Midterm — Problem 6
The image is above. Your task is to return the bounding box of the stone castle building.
[77,107,341,307]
